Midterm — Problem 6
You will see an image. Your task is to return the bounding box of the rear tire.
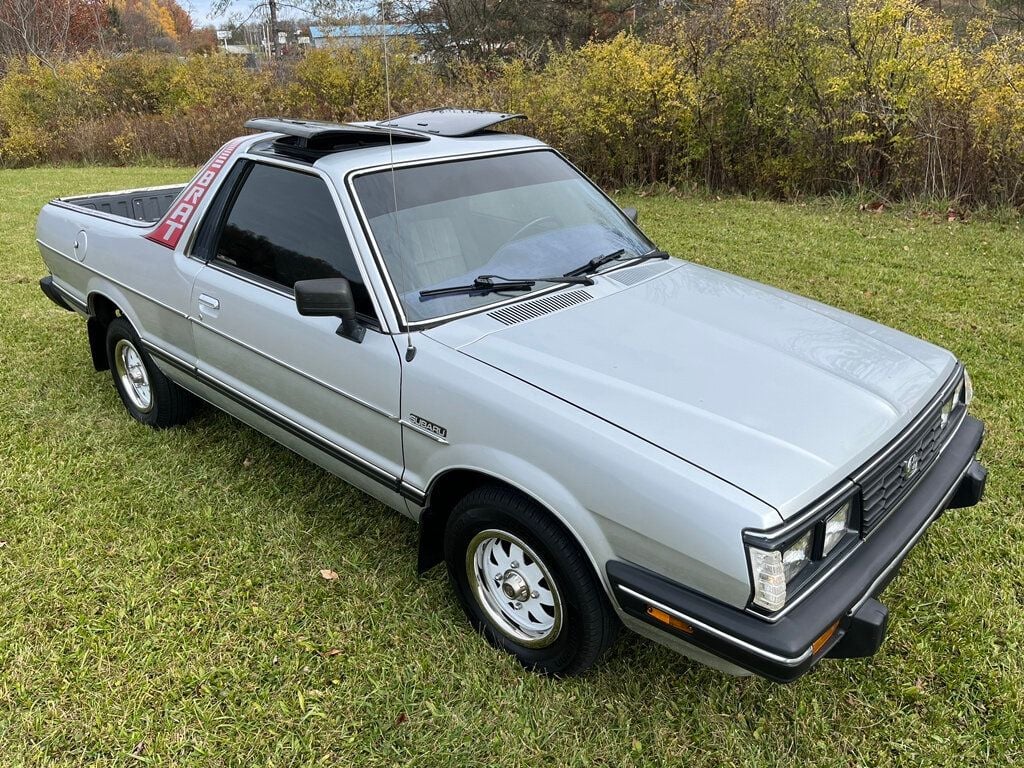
[105,317,194,429]
[445,485,619,676]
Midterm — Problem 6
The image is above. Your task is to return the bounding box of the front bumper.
[608,414,986,682]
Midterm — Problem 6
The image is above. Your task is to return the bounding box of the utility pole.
[268,0,278,56]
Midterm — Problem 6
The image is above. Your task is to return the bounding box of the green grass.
[1,167,1022,767]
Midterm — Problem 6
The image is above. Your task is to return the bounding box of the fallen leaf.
[319,569,339,581]
[0,541,7,548]
[243,456,254,467]
[395,712,409,726]
[130,740,146,757]
[324,648,343,657]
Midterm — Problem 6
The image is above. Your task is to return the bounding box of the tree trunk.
[268,0,277,56]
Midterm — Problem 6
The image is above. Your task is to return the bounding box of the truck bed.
[59,184,186,223]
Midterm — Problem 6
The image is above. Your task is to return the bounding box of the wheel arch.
[84,291,125,371]
[416,466,615,601]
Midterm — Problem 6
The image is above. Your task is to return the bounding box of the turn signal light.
[647,606,694,634]
[811,621,840,654]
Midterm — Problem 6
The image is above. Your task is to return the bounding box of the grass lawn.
[1,167,1022,767]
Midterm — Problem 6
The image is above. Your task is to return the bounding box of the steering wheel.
[508,216,559,244]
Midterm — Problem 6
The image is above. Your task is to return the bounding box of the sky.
[182,0,303,27]
[184,0,380,28]
[183,0,229,27]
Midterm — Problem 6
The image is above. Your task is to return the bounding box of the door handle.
[198,293,220,311]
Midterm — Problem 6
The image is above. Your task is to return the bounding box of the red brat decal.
[144,137,247,249]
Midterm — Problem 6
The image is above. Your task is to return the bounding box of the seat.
[402,217,469,287]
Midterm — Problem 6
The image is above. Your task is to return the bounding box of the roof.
[308,24,418,40]
[312,131,546,179]
[240,110,546,183]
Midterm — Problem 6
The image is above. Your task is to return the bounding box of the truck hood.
[456,262,955,516]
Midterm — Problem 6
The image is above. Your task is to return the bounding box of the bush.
[285,40,438,121]
[494,36,697,186]
[2,2,1024,208]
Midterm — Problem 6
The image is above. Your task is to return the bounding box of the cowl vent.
[607,262,674,286]
[488,289,593,325]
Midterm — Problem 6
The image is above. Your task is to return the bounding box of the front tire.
[105,317,194,429]
[445,485,619,676]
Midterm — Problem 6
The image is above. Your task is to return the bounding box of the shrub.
[2,2,1024,208]
[285,40,438,121]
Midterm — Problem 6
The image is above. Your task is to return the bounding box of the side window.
[213,162,374,316]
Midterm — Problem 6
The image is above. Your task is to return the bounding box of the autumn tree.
[0,0,112,62]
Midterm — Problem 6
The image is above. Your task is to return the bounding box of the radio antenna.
[380,2,416,362]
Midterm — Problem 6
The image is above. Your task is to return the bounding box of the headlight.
[745,493,856,613]
[748,530,812,612]
[941,383,960,427]
[821,500,851,556]
[942,370,971,426]
[747,547,787,612]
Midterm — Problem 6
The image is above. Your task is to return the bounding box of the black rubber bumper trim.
[948,459,987,509]
[608,414,985,682]
[39,275,76,312]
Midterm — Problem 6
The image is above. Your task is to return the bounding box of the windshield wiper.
[419,273,594,300]
[563,248,670,278]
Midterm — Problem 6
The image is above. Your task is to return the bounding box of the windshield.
[353,150,654,322]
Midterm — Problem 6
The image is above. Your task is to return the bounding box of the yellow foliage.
[1,1,1024,203]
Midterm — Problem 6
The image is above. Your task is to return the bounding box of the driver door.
[189,159,405,503]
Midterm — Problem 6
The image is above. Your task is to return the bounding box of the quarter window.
[213,162,373,316]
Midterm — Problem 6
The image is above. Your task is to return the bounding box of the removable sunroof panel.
[245,117,426,144]
[377,108,526,137]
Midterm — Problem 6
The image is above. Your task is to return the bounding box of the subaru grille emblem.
[902,453,920,478]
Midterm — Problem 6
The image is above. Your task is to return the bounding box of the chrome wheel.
[466,529,563,648]
[113,339,153,413]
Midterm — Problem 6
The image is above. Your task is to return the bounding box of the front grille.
[855,372,964,536]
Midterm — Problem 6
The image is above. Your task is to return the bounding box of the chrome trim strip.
[195,368,392,481]
[749,481,858,543]
[50,279,88,312]
[401,481,428,506]
[399,418,450,444]
[36,238,190,319]
[141,339,426,500]
[204,262,294,300]
[616,585,813,667]
[139,339,193,372]
[61,182,186,199]
[189,316,398,420]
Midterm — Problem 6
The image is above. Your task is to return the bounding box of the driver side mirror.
[623,207,638,224]
[294,277,365,343]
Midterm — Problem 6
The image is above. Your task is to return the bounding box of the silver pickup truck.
[37,109,987,681]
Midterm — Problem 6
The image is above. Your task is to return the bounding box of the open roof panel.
[244,117,428,161]
[377,108,526,137]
